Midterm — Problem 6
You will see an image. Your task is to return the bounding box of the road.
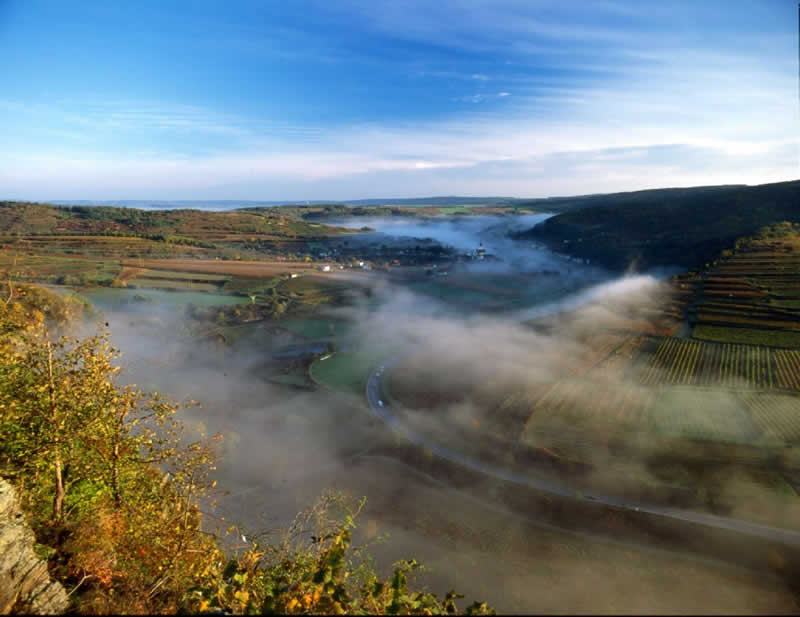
[366,359,800,548]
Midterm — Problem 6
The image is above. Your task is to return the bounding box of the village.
[307,236,498,277]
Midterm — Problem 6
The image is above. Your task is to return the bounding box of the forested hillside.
[515,180,800,270]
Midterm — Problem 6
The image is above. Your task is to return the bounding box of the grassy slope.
[515,180,800,271]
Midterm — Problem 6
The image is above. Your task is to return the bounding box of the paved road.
[366,359,800,548]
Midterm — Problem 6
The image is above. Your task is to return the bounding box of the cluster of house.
[318,261,372,273]
[461,243,496,262]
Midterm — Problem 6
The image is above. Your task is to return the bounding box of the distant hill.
[514,180,800,271]
[47,189,752,212]
[48,196,519,210]
[342,196,517,206]
[513,184,746,211]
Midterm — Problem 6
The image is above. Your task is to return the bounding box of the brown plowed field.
[122,258,314,277]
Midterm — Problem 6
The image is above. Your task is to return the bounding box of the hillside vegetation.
[515,180,800,270]
[0,284,493,615]
[0,202,349,239]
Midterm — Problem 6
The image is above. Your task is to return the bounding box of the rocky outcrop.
[0,479,68,615]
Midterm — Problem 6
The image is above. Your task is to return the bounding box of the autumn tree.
[0,284,494,614]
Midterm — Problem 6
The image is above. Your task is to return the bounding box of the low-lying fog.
[324,213,610,276]
[324,213,549,253]
[72,217,799,612]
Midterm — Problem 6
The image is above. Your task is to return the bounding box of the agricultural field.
[0,202,362,299]
[569,332,635,378]
[639,338,777,389]
[310,347,388,394]
[280,317,352,340]
[123,258,312,277]
[517,380,773,455]
[277,273,356,308]
[523,379,653,436]
[587,335,648,380]
[0,201,352,241]
[0,252,122,286]
[739,393,800,445]
[774,350,800,391]
[81,287,250,311]
[646,388,760,445]
[125,278,221,292]
[693,325,800,350]
[125,268,230,282]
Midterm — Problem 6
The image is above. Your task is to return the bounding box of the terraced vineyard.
[676,223,800,348]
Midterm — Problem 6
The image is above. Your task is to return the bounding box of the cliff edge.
[0,479,68,615]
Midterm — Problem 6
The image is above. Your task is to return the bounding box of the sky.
[0,0,797,201]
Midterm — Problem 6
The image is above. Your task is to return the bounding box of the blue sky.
[0,0,797,200]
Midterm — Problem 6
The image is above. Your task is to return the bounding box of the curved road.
[366,359,800,548]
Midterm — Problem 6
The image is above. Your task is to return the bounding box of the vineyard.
[739,393,800,444]
[518,379,800,454]
[520,379,655,454]
[774,350,800,391]
[671,225,800,347]
[646,388,760,444]
[639,338,777,390]
[589,335,645,369]
[516,334,800,454]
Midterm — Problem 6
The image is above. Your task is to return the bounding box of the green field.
[310,348,388,394]
[127,278,221,292]
[82,287,250,310]
[280,317,352,339]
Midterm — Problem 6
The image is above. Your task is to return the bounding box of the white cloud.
[1,1,796,199]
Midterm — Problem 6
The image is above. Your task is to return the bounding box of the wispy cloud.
[0,0,795,199]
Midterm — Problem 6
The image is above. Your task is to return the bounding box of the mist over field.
[2,0,798,611]
[69,215,798,612]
